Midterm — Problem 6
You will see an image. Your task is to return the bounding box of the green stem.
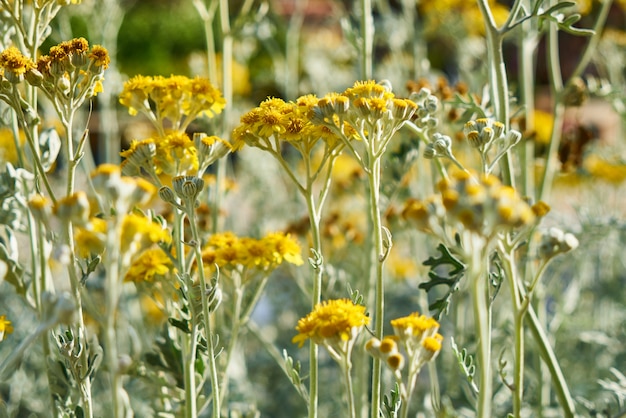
[538,3,564,201]
[173,209,197,418]
[518,25,538,199]
[360,0,374,80]
[526,305,575,417]
[476,0,513,186]
[60,111,93,417]
[368,156,385,418]
[304,188,323,418]
[104,217,122,418]
[342,357,357,418]
[501,248,524,418]
[470,245,492,418]
[188,206,220,418]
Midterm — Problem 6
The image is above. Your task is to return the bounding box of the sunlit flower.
[75,217,107,258]
[119,74,225,131]
[584,154,626,184]
[390,312,440,344]
[53,191,91,226]
[201,231,303,271]
[124,248,174,283]
[0,128,24,165]
[532,110,555,146]
[120,132,200,180]
[292,299,370,348]
[404,171,536,241]
[0,47,35,82]
[121,213,171,255]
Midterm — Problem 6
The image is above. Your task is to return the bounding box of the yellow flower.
[201,231,303,270]
[0,47,35,79]
[156,132,199,176]
[124,248,173,283]
[385,249,419,280]
[0,128,24,165]
[119,74,224,128]
[263,232,304,266]
[88,45,110,69]
[0,315,13,342]
[292,299,370,347]
[584,154,626,184]
[436,171,535,234]
[75,217,107,258]
[121,213,171,255]
[533,110,555,145]
[391,312,440,342]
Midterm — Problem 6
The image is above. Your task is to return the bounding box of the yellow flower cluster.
[584,154,626,185]
[201,231,304,271]
[75,213,171,259]
[419,0,509,37]
[0,128,24,165]
[121,132,197,178]
[124,248,174,283]
[292,299,370,348]
[0,315,13,343]
[232,95,342,151]
[0,47,35,82]
[313,80,419,140]
[402,171,547,239]
[32,38,109,99]
[119,75,225,130]
[367,312,442,373]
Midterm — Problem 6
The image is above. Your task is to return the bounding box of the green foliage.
[382,382,401,418]
[450,337,479,396]
[420,243,466,320]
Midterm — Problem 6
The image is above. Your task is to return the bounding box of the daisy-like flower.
[0,47,35,82]
[120,213,171,256]
[124,248,174,283]
[119,75,225,133]
[75,217,107,258]
[292,299,370,351]
[200,231,303,272]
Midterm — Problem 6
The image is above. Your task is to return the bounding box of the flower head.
[119,75,224,131]
[292,299,370,348]
[124,248,174,283]
[0,47,35,83]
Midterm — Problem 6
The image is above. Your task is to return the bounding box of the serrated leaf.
[420,244,466,319]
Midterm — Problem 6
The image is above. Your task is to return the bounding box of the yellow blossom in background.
[0,128,24,165]
[120,132,202,179]
[119,74,225,131]
[121,213,171,255]
[533,110,555,145]
[124,248,174,283]
[385,249,419,280]
[201,231,303,271]
[330,153,364,189]
[418,0,509,37]
[0,315,14,342]
[75,217,107,258]
[584,154,626,184]
[139,294,168,325]
[292,299,370,347]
